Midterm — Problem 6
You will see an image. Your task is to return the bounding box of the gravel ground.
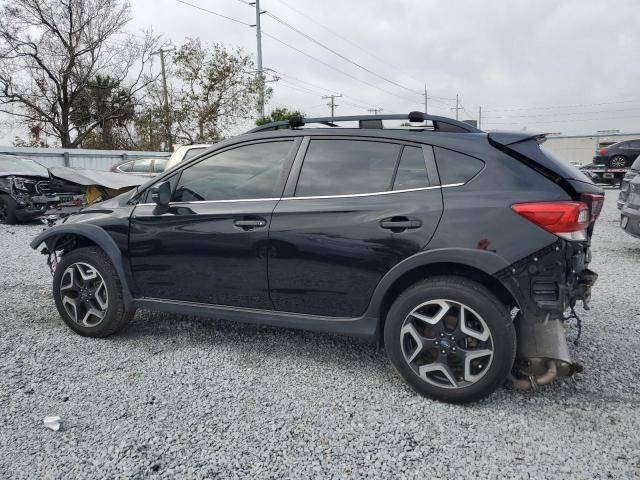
[1,188,639,479]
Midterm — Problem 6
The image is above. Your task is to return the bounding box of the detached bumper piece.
[510,315,582,391]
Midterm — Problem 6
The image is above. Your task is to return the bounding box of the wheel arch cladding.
[367,250,522,344]
[31,223,133,306]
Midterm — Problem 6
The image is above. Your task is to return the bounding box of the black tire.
[384,276,516,404]
[0,194,18,225]
[52,246,135,337]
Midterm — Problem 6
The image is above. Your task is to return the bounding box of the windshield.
[0,156,49,175]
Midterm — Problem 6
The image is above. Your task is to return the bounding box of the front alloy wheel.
[59,262,109,327]
[52,246,134,337]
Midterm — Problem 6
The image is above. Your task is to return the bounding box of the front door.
[268,138,444,317]
[129,139,299,308]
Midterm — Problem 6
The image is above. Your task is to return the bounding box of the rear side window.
[393,146,429,190]
[433,147,484,185]
[296,139,400,196]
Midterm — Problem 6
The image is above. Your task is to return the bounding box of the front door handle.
[234,217,267,230]
[380,217,422,231]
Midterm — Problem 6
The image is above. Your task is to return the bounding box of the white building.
[542,132,640,165]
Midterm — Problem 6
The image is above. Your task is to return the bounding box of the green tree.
[172,38,269,143]
[256,107,305,126]
[71,75,136,149]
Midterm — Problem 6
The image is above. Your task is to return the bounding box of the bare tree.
[172,38,269,143]
[0,0,160,148]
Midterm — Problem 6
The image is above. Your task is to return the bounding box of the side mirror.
[150,181,171,207]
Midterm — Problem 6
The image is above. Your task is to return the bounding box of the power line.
[268,70,378,108]
[261,31,418,106]
[483,98,640,113]
[174,0,250,25]
[484,113,640,126]
[264,11,421,97]
[483,106,640,119]
[271,0,424,87]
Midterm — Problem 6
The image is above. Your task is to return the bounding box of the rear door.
[129,138,299,308]
[267,137,444,317]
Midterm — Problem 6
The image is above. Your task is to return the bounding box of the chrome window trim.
[135,182,465,206]
[137,197,282,207]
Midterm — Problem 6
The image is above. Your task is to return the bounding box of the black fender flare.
[30,224,133,307]
[363,247,524,322]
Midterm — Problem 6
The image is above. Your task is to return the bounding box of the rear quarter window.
[433,147,485,185]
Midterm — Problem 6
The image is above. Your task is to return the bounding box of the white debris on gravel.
[43,416,62,431]
[0,189,639,479]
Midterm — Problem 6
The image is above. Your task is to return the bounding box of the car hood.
[48,166,146,190]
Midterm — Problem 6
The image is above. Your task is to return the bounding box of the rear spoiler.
[488,131,599,198]
[488,132,547,146]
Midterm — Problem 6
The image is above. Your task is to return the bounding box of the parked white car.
[164,144,213,171]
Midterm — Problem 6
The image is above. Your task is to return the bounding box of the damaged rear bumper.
[496,240,597,390]
[497,239,597,318]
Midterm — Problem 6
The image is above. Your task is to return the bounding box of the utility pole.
[322,94,342,117]
[251,0,265,117]
[450,94,463,120]
[368,108,383,115]
[152,47,176,152]
[478,105,482,129]
[424,85,428,114]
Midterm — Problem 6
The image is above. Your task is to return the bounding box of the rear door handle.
[234,217,267,229]
[380,218,422,230]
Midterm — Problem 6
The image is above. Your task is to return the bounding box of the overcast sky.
[126,0,640,136]
[4,0,640,144]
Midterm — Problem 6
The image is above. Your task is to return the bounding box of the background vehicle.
[0,155,81,224]
[31,112,603,404]
[110,158,168,176]
[617,155,640,209]
[589,140,640,186]
[163,144,213,171]
[620,175,640,239]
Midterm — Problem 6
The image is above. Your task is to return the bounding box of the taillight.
[511,201,591,241]
[597,148,608,155]
[581,193,604,221]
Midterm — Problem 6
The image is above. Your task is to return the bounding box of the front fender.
[364,247,525,319]
[31,223,133,306]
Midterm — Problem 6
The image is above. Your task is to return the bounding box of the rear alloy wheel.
[610,155,627,168]
[53,247,134,337]
[401,300,494,389]
[385,277,515,403]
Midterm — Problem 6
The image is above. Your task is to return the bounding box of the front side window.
[295,139,401,197]
[172,141,294,202]
[393,146,429,190]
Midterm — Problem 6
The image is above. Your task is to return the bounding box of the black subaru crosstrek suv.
[31,113,603,404]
